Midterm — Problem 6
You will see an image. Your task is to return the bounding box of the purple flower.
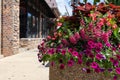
[96,53,103,60]
[68,60,74,67]
[108,68,112,72]
[91,62,99,69]
[60,64,65,69]
[74,32,80,41]
[69,35,77,44]
[100,68,105,72]
[116,67,120,74]
[72,51,78,57]
[61,49,66,55]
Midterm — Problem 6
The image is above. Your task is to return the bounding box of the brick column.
[2,0,20,56]
[0,0,1,56]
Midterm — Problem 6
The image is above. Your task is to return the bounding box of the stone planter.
[49,63,112,80]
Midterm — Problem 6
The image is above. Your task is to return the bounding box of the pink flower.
[101,33,109,43]
[95,42,103,49]
[68,59,74,67]
[68,48,73,53]
[80,19,85,26]
[112,24,117,29]
[47,35,51,40]
[110,58,119,66]
[74,32,80,41]
[113,75,117,80]
[88,41,96,48]
[48,48,55,54]
[105,42,111,47]
[61,49,66,55]
[69,35,77,44]
[77,54,82,59]
[78,59,82,64]
[91,62,99,69]
[61,39,69,46]
[116,54,120,60]
[96,53,103,60]
[95,68,101,73]
[116,67,120,74]
[72,51,78,57]
[57,22,62,26]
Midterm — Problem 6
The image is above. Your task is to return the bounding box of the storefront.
[1,0,58,57]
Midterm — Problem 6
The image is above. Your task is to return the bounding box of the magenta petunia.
[105,42,111,47]
[116,67,120,74]
[113,75,117,80]
[74,32,80,41]
[68,59,74,67]
[116,54,120,60]
[61,49,66,55]
[88,40,96,48]
[48,48,55,54]
[77,54,82,59]
[78,59,82,64]
[96,53,103,60]
[94,68,101,73]
[72,51,79,57]
[68,48,73,53]
[91,62,99,69]
[96,42,103,49]
[69,35,77,44]
[61,39,69,46]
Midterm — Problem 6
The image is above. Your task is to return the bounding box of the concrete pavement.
[0,49,49,80]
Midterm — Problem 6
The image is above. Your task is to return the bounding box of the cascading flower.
[38,2,120,79]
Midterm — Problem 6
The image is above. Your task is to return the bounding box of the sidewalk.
[0,49,49,80]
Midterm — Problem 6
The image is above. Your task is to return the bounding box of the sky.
[56,0,105,16]
[56,0,72,16]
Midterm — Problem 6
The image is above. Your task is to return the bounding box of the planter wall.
[50,63,112,80]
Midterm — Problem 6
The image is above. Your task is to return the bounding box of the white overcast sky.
[56,0,105,16]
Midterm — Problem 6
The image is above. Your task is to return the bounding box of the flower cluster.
[38,3,120,79]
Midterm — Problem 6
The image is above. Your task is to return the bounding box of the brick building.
[0,0,60,57]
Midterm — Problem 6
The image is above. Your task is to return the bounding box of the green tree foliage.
[105,0,120,5]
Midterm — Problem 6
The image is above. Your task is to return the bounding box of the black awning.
[39,0,56,18]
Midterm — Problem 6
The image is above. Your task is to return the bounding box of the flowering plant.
[38,3,120,79]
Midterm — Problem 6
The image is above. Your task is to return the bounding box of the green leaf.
[113,28,120,41]
[42,54,50,61]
